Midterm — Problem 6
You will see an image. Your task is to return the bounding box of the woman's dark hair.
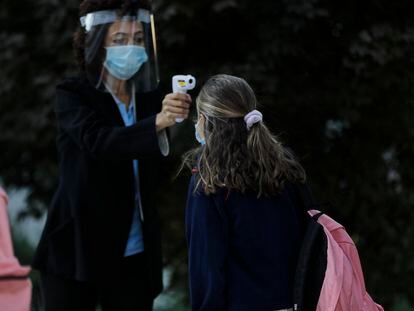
[73,0,151,71]
[181,74,306,198]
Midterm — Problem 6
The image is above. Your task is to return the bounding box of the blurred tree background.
[1,0,413,309]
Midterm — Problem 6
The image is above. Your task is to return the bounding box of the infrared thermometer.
[172,75,196,123]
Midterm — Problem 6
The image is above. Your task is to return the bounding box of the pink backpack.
[0,187,32,311]
[308,209,384,311]
[293,185,384,311]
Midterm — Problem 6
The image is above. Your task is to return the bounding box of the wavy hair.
[181,74,306,197]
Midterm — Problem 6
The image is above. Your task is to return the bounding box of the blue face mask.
[104,45,148,80]
[195,122,206,145]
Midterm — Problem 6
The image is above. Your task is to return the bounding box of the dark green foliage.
[1,0,413,308]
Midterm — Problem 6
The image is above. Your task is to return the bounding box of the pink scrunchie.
[244,109,263,130]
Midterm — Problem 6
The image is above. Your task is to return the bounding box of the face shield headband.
[80,9,151,32]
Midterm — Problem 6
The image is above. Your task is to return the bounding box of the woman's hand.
[156,93,192,131]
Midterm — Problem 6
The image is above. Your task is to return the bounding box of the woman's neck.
[103,73,131,108]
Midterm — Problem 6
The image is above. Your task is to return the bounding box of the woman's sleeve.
[185,175,228,311]
[157,129,169,156]
[55,87,163,161]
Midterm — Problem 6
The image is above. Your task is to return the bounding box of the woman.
[183,74,307,311]
[32,0,191,310]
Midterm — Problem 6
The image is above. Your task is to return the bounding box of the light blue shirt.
[111,89,169,256]
[114,97,145,256]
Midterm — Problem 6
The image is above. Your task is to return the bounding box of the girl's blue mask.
[195,122,206,145]
[104,45,148,80]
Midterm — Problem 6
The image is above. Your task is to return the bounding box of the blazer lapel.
[95,91,125,126]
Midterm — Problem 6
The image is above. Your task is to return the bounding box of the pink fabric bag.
[308,209,384,311]
[0,187,32,311]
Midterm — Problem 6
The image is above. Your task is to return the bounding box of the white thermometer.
[172,75,196,123]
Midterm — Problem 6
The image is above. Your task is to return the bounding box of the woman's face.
[104,19,145,47]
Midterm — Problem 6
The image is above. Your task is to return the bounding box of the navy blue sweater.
[185,175,305,311]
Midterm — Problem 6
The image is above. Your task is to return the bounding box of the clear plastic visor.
[80,9,159,94]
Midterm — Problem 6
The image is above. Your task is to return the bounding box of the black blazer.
[32,76,167,298]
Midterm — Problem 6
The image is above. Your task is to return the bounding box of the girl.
[183,74,307,311]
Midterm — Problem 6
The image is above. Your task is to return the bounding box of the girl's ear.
[198,113,207,138]
[197,113,205,125]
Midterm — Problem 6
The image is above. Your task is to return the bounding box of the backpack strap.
[293,183,327,311]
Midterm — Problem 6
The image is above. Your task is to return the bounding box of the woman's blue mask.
[104,45,148,80]
[195,122,205,145]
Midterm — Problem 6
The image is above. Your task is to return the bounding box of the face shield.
[80,9,159,93]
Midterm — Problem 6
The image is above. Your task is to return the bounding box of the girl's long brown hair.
[181,74,306,198]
